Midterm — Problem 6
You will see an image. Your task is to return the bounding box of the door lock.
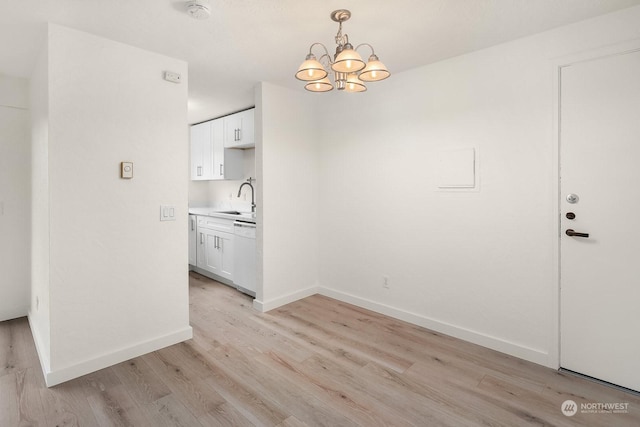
[566,212,576,220]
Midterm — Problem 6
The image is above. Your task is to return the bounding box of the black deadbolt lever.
[566,229,589,238]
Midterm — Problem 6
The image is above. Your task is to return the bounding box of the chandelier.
[295,9,390,93]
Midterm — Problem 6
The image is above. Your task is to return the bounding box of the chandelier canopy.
[295,9,390,93]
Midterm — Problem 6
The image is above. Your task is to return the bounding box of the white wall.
[254,82,320,310]
[29,24,192,386]
[0,74,30,321]
[255,6,640,369]
[315,6,640,368]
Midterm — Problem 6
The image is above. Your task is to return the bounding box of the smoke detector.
[186,0,211,19]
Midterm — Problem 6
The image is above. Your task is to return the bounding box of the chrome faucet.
[237,177,256,213]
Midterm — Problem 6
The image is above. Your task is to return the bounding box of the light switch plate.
[121,162,133,179]
[160,205,176,221]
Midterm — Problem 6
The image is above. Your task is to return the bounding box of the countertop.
[189,207,256,223]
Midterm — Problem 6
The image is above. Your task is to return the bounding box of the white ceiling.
[1,0,639,123]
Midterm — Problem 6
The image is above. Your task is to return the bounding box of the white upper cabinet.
[224,108,255,149]
[190,121,213,180]
[190,119,242,180]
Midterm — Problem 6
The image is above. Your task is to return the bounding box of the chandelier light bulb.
[344,73,366,92]
[295,54,328,81]
[359,54,391,82]
[332,44,365,73]
[305,76,334,92]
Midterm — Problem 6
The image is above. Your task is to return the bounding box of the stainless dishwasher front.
[233,221,256,297]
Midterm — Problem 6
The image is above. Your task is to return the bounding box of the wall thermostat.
[121,162,133,179]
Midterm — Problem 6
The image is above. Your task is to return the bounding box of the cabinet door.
[216,231,235,281]
[196,227,234,281]
[224,109,254,148]
[211,119,225,180]
[190,121,213,180]
[188,215,197,266]
[198,228,219,274]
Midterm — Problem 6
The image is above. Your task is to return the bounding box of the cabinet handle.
[197,166,202,176]
[237,128,242,141]
[219,164,223,175]
[191,218,195,231]
[235,129,239,141]
[200,232,204,244]
[216,236,220,249]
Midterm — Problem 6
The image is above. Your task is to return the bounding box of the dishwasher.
[233,221,256,297]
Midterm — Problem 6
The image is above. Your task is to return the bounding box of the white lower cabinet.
[188,215,197,267]
[195,216,234,282]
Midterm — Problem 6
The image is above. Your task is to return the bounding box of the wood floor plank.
[142,347,226,417]
[276,415,312,427]
[139,394,204,427]
[210,344,361,427]
[254,350,415,427]
[275,301,415,373]
[196,401,255,427]
[0,318,33,377]
[0,372,20,427]
[180,344,288,426]
[249,312,371,371]
[39,377,101,427]
[86,383,149,427]
[111,357,172,405]
[14,368,48,427]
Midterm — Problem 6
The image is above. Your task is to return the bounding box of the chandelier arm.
[355,43,375,56]
[317,53,334,68]
[308,42,331,58]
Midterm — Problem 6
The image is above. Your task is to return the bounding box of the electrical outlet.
[382,275,390,289]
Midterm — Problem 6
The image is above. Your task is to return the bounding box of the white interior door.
[560,48,640,392]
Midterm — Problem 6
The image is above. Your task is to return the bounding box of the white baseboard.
[253,285,319,312]
[318,286,553,368]
[34,325,193,387]
[27,312,51,377]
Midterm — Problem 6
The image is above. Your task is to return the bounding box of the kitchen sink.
[215,211,255,218]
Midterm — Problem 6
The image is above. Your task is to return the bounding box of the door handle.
[566,229,589,238]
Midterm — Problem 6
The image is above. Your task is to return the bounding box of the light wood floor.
[1,272,639,426]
